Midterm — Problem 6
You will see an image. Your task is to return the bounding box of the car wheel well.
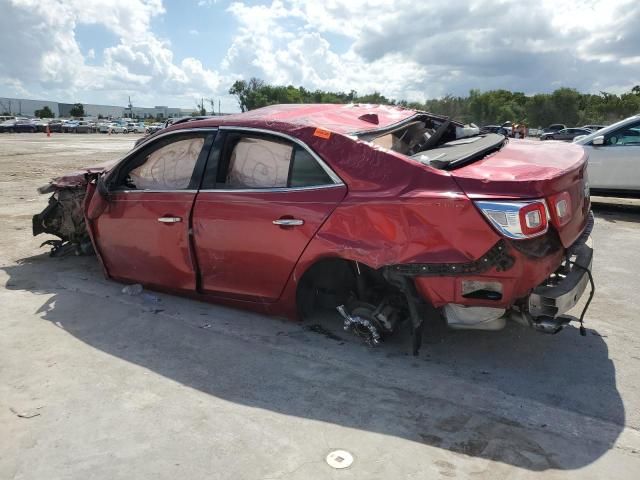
[295,257,392,320]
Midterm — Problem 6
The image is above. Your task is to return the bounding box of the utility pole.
[219,99,221,115]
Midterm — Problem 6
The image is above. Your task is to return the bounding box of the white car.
[127,122,146,133]
[106,123,128,134]
[574,114,640,195]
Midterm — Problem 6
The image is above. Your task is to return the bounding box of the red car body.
[34,104,594,351]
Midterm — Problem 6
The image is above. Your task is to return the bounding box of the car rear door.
[192,128,346,302]
[91,129,215,291]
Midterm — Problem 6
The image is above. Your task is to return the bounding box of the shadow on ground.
[2,252,625,472]
[592,197,640,223]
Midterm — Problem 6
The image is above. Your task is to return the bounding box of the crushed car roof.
[172,103,419,135]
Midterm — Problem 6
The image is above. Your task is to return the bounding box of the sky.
[0,0,639,112]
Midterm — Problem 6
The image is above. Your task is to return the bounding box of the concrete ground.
[1,133,639,479]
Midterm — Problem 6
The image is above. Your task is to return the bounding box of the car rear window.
[290,146,332,187]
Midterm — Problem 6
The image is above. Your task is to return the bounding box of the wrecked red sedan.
[33,104,594,353]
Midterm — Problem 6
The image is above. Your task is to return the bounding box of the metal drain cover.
[326,450,354,469]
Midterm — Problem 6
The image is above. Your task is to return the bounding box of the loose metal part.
[336,305,381,345]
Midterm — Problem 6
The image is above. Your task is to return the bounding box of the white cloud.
[0,0,227,108]
[223,0,640,100]
[0,0,638,112]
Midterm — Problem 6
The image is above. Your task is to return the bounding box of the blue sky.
[0,0,638,113]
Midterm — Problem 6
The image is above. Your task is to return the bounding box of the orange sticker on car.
[313,128,331,139]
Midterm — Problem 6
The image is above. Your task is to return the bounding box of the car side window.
[604,121,640,146]
[114,134,206,190]
[226,137,292,188]
[219,134,333,189]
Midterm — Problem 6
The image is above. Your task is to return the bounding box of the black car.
[540,127,592,141]
[0,119,37,133]
[47,120,64,133]
[481,125,509,135]
[539,123,566,136]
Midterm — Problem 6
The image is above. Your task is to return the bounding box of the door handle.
[158,216,182,223]
[272,218,304,226]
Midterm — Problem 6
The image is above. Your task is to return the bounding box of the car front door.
[587,120,640,190]
[91,130,215,290]
[192,128,347,302]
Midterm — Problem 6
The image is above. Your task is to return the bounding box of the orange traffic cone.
[46,125,51,137]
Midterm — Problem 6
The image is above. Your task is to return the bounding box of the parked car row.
[0,117,158,134]
[539,124,607,141]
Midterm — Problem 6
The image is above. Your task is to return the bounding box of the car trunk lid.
[450,139,590,247]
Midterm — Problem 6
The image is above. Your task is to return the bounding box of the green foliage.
[196,98,206,116]
[228,78,640,126]
[34,105,54,118]
[69,103,84,117]
[229,77,395,112]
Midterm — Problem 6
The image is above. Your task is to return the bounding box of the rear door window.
[211,133,335,189]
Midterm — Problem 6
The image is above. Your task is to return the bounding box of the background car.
[74,121,92,133]
[0,117,37,133]
[45,120,64,132]
[582,124,606,131]
[127,122,146,133]
[480,125,509,135]
[0,119,17,133]
[574,114,640,196]
[63,121,79,133]
[145,123,164,134]
[540,127,592,141]
[33,119,51,132]
[107,123,128,134]
[539,124,566,137]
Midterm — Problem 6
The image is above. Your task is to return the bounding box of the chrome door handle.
[158,216,182,223]
[272,218,304,226]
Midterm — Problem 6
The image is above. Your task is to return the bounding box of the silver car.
[574,114,640,195]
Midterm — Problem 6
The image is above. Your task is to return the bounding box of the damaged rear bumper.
[528,238,593,320]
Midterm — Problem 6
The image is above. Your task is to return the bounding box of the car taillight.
[549,191,572,227]
[475,200,549,239]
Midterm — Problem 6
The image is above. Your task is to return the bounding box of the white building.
[0,97,194,119]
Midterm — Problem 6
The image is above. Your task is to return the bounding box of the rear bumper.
[528,237,593,319]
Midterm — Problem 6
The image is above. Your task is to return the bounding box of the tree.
[225,79,638,125]
[196,98,206,116]
[34,106,54,118]
[69,103,85,117]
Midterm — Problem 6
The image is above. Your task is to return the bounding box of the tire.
[123,129,128,134]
